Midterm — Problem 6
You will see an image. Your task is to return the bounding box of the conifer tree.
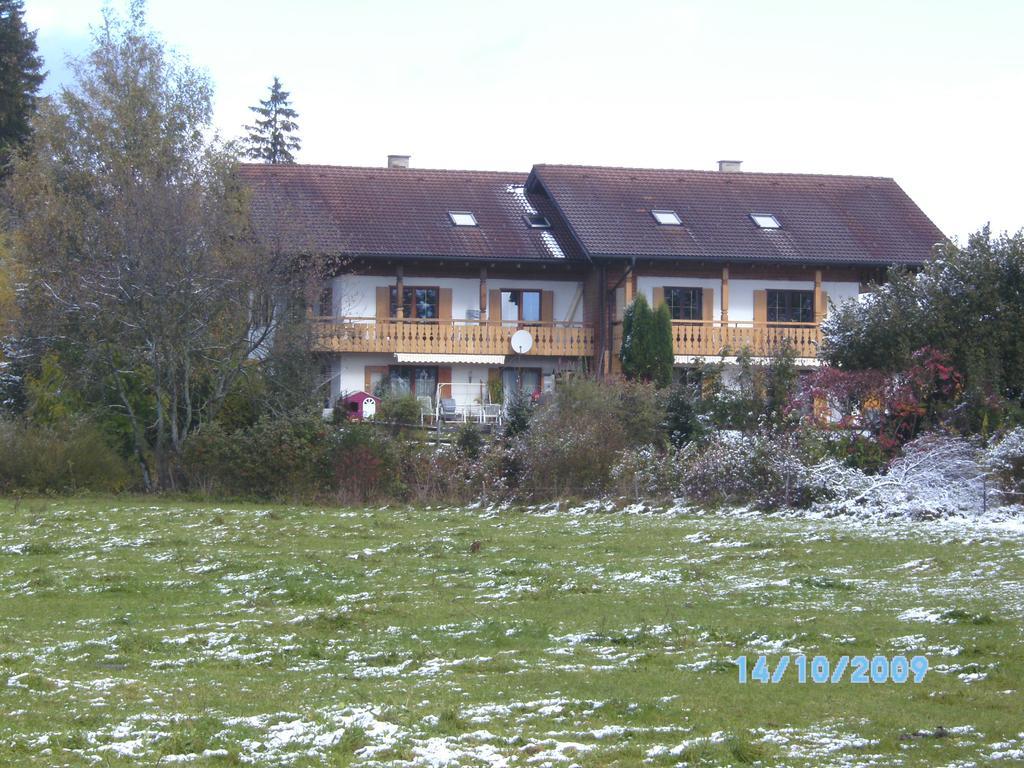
[0,0,45,165]
[651,301,675,388]
[620,294,655,381]
[243,76,300,163]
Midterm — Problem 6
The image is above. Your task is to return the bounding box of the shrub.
[375,393,422,432]
[0,418,132,493]
[454,422,483,459]
[678,430,824,509]
[984,427,1024,504]
[511,376,664,499]
[610,445,676,500]
[662,381,707,447]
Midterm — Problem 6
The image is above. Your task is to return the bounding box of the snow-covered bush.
[808,433,990,519]
[678,431,827,509]
[983,427,1024,504]
[610,445,677,500]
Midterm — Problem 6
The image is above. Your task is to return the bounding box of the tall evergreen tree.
[243,77,300,163]
[0,0,45,165]
[651,301,675,388]
[620,294,655,381]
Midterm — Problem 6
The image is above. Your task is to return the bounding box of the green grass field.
[0,498,1021,766]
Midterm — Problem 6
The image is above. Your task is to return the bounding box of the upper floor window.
[448,211,478,227]
[524,213,551,228]
[501,289,541,323]
[652,209,682,225]
[767,289,813,323]
[390,286,439,319]
[666,287,703,321]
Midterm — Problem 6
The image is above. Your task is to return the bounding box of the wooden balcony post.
[813,269,823,324]
[479,267,487,322]
[395,266,404,320]
[721,265,729,322]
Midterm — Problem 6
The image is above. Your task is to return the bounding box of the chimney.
[717,159,742,173]
[387,154,411,169]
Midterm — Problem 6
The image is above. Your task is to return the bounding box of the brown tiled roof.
[528,164,945,266]
[237,164,583,262]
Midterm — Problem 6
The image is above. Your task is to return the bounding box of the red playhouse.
[338,391,379,421]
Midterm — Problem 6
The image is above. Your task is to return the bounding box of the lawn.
[0,498,1022,766]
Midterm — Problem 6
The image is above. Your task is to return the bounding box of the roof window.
[524,213,551,229]
[448,211,478,227]
[651,209,682,226]
[750,213,781,229]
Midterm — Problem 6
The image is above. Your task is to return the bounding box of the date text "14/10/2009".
[736,655,929,684]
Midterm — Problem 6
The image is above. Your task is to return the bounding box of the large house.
[238,157,944,416]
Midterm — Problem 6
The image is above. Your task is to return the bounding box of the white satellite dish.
[510,329,534,354]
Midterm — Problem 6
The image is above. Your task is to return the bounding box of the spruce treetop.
[0,0,46,163]
[244,76,301,164]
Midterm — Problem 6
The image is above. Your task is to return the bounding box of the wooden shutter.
[701,288,714,322]
[376,286,390,321]
[437,366,452,400]
[439,288,452,323]
[489,289,501,323]
[652,287,665,309]
[753,290,768,325]
[541,290,554,323]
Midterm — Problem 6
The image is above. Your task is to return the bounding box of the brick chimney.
[387,154,411,169]
[717,160,742,172]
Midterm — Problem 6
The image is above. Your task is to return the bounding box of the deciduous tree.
[5,1,299,489]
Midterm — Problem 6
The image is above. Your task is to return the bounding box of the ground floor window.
[501,367,542,403]
[388,366,438,400]
[767,289,814,323]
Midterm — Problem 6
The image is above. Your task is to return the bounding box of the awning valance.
[394,353,506,365]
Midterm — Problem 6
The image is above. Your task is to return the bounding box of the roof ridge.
[237,162,527,177]
[531,163,896,182]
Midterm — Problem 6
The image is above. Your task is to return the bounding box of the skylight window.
[750,213,781,229]
[524,213,551,229]
[652,209,682,226]
[448,211,478,227]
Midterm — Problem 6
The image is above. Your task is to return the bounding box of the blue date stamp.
[736,654,929,684]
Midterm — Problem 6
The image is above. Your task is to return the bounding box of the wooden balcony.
[612,320,822,360]
[311,317,595,357]
[668,320,821,358]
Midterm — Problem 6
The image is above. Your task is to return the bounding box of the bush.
[0,418,133,493]
[183,413,332,498]
[662,382,707,447]
[375,393,423,433]
[455,422,483,459]
[984,427,1024,504]
[678,430,824,509]
[610,445,676,500]
[511,376,664,499]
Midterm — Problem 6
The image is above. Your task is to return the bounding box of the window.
[750,213,781,229]
[651,209,682,225]
[767,290,813,323]
[448,211,477,226]
[501,289,541,323]
[665,287,703,321]
[524,213,551,228]
[390,286,439,319]
[501,368,542,403]
[388,366,438,400]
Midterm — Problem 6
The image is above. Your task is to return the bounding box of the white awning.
[394,353,506,365]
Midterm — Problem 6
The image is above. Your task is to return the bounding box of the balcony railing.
[311,317,595,357]
[612,320,822,359]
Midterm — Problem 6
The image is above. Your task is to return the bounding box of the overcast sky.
[24,0,1024,242]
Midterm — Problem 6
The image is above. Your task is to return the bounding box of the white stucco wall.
[329,352,579,407]
[637,276,860,321]
[329,274,584,323]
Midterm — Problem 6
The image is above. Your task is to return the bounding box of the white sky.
[24,0,1024,242]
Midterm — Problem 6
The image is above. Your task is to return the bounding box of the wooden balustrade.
[613,320,821,359]
[311,317,595,357]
